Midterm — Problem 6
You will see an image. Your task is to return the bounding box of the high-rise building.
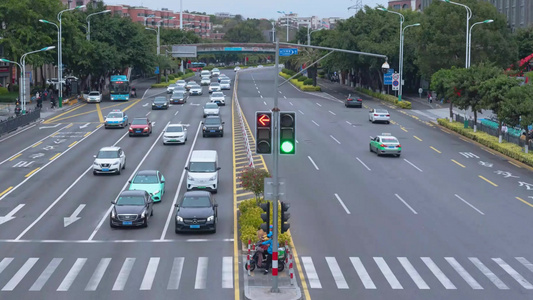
[388,0,422,11]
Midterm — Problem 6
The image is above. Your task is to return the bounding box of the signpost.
[418,87,423,98]
[392,72,400,91]
[279,48,298,56]
[383,68,394,85]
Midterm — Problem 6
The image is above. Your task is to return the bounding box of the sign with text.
[279,48,298,56]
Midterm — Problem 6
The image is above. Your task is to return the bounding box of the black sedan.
[152,96,169,110]
[170,91,188,104]
[110,190,154,228]
[345,94,363,108]
[175,191,218,233]
[202,116,224,137]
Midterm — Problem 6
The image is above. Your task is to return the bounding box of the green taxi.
[128,170,165,202]
[369,133,401,157]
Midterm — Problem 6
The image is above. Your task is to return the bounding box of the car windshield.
[175,86,185,91]
[154,97,166,103]
[189,162,216,172]
[212,92,224,97]
[202,76,210,80]
[213,69,220,72]
[191,85,200,89]
[205,103,218,109]
[97,150,118,158]
[177,80,185,84]
[172,92,185,97]
[221,80,230,84]
[169,84,177,87]
[107,112,122,118]
[116,196,145,206]
[166,126,183,132]
[89,92,99,96]
[132,119,148,125]
[210,83,220,87]
[204,118,221,125]
[181,196,211,208]
[381,138,398,143]
[132,174,159,184]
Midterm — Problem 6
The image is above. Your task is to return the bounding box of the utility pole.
[271,38,280,293]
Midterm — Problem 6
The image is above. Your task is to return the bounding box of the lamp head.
[484,19,494,23]
[377,7,387,12]
[381,61,390,73]
[103,10,111,13]
[75,5,86,9]
[413,23,421,26]
[41,46,56,51]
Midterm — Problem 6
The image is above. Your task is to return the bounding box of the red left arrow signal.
[258,114,271,127]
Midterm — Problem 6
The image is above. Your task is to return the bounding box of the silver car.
[167,83,178,94]
[201,76,211,86]
[208,82,221,93]
[209,92,226,106]
[93,146,126,175]
[86,91,102,103]
[369,108,390,124]
[203,102,220,117]
[189,84,203,95]
[176,80,186,87]
[163,124,188,145]
[211,68,221,76]
[185,80,196,91]
[219,80,231,90]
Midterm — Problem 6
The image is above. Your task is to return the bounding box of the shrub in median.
[356,87,411,109]
[238,198,291,246]
[304,78,313,85]
[151,72,195,88]
[297,76,306,82]
[0,87,8,95]
[279,72,321,91]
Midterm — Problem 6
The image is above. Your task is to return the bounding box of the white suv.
[93,146,126,175]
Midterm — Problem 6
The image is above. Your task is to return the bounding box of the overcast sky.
[103,0,389,20]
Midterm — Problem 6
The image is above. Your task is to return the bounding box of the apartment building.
[388,0,422,11]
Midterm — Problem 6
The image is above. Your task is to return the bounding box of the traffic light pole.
[271,38,280,293]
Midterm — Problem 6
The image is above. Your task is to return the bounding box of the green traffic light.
[280,141,294,153]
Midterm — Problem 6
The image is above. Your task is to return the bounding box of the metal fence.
[0,109,41,136]
[453,113,533,148]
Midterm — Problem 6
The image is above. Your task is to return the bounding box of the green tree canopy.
[224,19,265,43]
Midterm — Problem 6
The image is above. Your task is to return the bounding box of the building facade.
[388,0,422,11]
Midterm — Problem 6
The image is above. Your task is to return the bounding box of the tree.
[239,167,271,203]
[501,84,533,153]
[514,27,533,59]
[224,19,265,43]
[430,67,457,119]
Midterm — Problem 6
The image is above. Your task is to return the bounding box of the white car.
[208,82,221,93]
[201,76,211,86]
[93,146,126,175]
[163,124,188,145]
[176,80,186,87]
[86,91,102,103]
[185,80,196,91]
[203,102,220,117]
[104,109,128,128]
[167,83,178,94]
[201,70,211,78]
[210,92,226,106]
[219,80,231,90]
[218,75,229,82]
[189,84,203,95]
[369,108,391,124]
[211,68,221,76]
[234,66,241,72]
[257,65,264,68]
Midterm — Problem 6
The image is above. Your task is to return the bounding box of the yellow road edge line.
[0,186,13,197]
[65,123,73,129]
[479,175,498,187]
[413,135,422,142]
[232,74,240,300]
[9,153,22,161]
[84,131,91,137]
[96,103,104,123]
[516,197,533,208]
[430,146,442,154]
[68,141,77,147]
[32,141,43,148]
[401,127,408,132]
[122,99,142,113]
[25,167,40,178]
[44,103,87,123]
[508,160,522,168]
[451,159,466,168]
[50,132,58,137]
[49,153,61,161]
[483,148,496,156]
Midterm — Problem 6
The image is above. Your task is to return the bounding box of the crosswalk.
[0,256,233,292]
[301,256,533,290]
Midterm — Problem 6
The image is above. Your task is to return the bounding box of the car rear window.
[382,138,398,143]
[108,112,122,118]
[132,175,158,184]
[205,103,218,109]
[132,119,148,125]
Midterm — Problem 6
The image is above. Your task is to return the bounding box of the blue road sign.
[225,47,243,51]
[392,80,399,87]
[155,66,160,75]
[279,48,298,56]
[384,68,394,85]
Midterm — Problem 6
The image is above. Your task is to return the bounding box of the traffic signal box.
[256,112,272,154]
[279,112,296,154]
[260,201,270,233]
[280,201,290,233]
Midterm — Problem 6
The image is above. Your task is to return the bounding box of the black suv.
[202,116,224,137]
[175,191,218,233]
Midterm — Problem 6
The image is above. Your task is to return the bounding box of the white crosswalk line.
[493,258,533,289]
[113,258,136,291]
[2,257,39,291]
[398,257,429,289]
[374,257,403,289]
[195,257,208,289]
[222,256,233,289]
[469,257,509,289]
[325,257,349,289]
[516,257,533,274]
[30,258,63,291]
[421,257,456,289]
[302,257,322,288]
[0,258,14,276]
[167,257,184,290]
[57,258,87,291]
[140,257,160,290]
[85,258,111,291]
[445,257,483,289]
[350,257,376,289]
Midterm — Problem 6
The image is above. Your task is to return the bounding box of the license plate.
[136,130,141,133]
[123,221,132,225]
[380,115,385,117]
[190,225,200,229]
[170,139,177,142]
[388,146,395,149]
[102,168,109,172]
[210,130,215,132]
[198,186,206,189]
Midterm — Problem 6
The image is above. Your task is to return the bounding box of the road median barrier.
[150,72,195,88]
[355,87,412,109]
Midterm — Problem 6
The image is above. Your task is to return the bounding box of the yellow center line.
[516,197,533,208]
[0,186,13,197]
[65,123,73,129]
[25,167,40,178]
[430,146,441,153]
[32,141,43,148]
[508,160,522,168]
[411,115,419,120]
[49,153,61,161]
[121,99,142,112]
[9,153,22,161]
[68,141,77,147]
[96,103,104,123]
[84,131,92,137]
[479,175,498,187]
[413,135,422,141]
[44,103,87,123]
[50,132,58,137]
[451,159,466,168]
[401,127,408,132]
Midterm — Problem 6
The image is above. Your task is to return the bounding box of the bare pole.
[271,38,280,293]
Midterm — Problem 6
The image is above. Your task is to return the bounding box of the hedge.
[304,78,313,85]
[0,92,18,103]
[0,87,8,95]
[356,87,412,109]
[239,199,291,247]
[437,119,533,167]
[279,72,321,91]
[150,72,195,88]
[297,76,306,82]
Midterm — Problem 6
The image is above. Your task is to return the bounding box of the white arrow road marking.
[79,123,90,129]
[143,103,149,107]
[39,124,61,129]
[64,204,86,227]
[152,122,156,127]
[0,204,25,225]
[54,139,66,144]
[29,153,44,159]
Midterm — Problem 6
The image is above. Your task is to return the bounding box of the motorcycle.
[244,243,286,272]
[130,87,137,98]
[14,106,21,116]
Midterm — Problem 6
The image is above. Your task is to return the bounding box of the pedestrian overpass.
[168,43,297,57]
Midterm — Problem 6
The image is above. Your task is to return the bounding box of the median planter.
[279,72,321,92]
[238,198,291,247]
[355,87,412,109]
[150,72,195,88]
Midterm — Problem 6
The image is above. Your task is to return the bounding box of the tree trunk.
[498,120,502,143]
[449,102,453,121]
[525,127,530,154]
[473,110,477,132]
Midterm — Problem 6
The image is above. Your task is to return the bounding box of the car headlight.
[141,210,146,218]
[207,215,214,222]
[202,126,207,131]
[153,190,160,195]
[144,127,149,131]
[187,175,194,181]
[209,175,217,181]
[152,103,156,106]
[219,126,223,130]
[176,216,183,222]
[93,162,99,166]
[111,209,116,218]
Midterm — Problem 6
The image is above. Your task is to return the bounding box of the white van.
[186,150,220,193]
[201,70,211,78]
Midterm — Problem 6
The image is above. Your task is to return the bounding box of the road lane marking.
[167,257,184,290]
[454,194,485,215]
[316,103,322,107]
[0,124,36,142]
[401,127,408,132]
[68,141,77,147]
[394,194,417,214]
[493,258,533,289]
[483,148,496,155]
[0,187,13,198]
[96,103,104,123]
[140,257,160,290]
[329,111,336,115]
[260,95,263,99]
[516,257,533,274]
[479,175,498,187]
[430,146,441,153]
[398,257,429,289]
[174,110,179,116]
[1,257,39,291]
[445,257,483,289]
[356,157,371,171]
[49,153,61,161]
[289,101,293,106]
[326,257,348,289]
[25,167,40,178]
[374,257,402,289]
[113,258,135,291]
[146,111,151,116]
[64,123,73,129]
[404,159,423,172]
[8,153,21,161]
[451,159,466,168]
[85,258,111,291]
[308,156,319,170]
[195,257,208,289]
[413,136,422,141]
[57,258,87,291]
[508,160,522,168]
[516,197,533,207]
[346,121,352,125]
[29,258,63,291]
[334,194,351,214]
[222,257,233,289]
[469,257,508,289]
[44,103,87,123]
[298,110,304,115]
[283,96,287,99]
[422,257,456,289]
[350,257,376,289]
[257,90,260,94]
[31,141,43,148]
[302,257,322,288]
[312,120,320,127]
[84,132,91,137]
[263,101,267,105]
[330,135,341,144]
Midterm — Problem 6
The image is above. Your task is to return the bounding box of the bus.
[110,75,130,101]
[189,62,206,72]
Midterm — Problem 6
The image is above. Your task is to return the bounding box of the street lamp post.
[441,0,472,68]
[308,28,325,46]
[39,19,60,93]
[468,19,493,68]
[58,5,85,108]
[277,11,294,42]
[86,10,111,41]
[0,58,22,111]
[180,0,183,30]
[18,46,56,114]
[146,17,175,55]
[399,23,420,102]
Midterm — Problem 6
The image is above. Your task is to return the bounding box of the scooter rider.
[261,232,273,274]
